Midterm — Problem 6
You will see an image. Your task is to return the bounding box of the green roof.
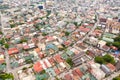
[10,62,19,68]
[46,68,56,77]
[36,73,49,80]
[0,64,6,70]
[66,50,74,56]
[61,53,69,60]
[24,54,34,60]
[81,73,97,80]
[103,33,116,39]
[102,37,114,42]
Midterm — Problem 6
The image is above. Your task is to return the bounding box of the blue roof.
[115,50,120,54]
[38,6,43,9]
[46,44,58,51]
[61,37,67,41]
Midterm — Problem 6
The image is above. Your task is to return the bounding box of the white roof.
[44,59,52,67]
[98,40,106,45]
[60,62,66,68]
[40,60,47,70]
[22,75,33,80]
[0,54,4,60]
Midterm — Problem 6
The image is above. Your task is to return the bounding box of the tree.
[20,39,27,43]
[106,42,112,46]
[10,24,16,28]
[65,31,70,36]
[0,38,5,45]
[113,77,120,80]
[114,36,120,42]
[42,32,48,36]
[41,70,46,74]
[0,73,14,80]
[0,31,3,34]
[103,54,115,64]
[4,43,9,49]
[66,58,74,67]
[22,67,27,70]
[73,22,78,27]
[94,56,104,64]
[112,42,120,50]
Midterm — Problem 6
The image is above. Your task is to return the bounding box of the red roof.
[39,53,44,59]
[74,68,83,77]
[106,63,116,72]
[43,61,48,68]
[23,45,30,50]
[33,62,43,73]
[49,58,55,65]
[79,26,90,32]
[46,36,55,41]
[110,46,118,50]
[8,48,19,55]
[54,54,64,63]
[0,59,5,64]
[72,70,78,76]
[64,74,73,80]
[64,41,71,46]
[54,68,61,75]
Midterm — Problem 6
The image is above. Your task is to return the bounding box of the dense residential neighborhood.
[0,0,120,80]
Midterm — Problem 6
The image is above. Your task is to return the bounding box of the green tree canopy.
[94,54,115,65]
[66,58,74,67]
[65,31,70,36]
[0,73,14,80]
[103,54,115,64]
[94,56,104,64]
[4,43,9,49]
[113,76,120,80]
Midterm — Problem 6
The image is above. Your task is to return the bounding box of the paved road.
[103,71,120,80]
[74,12,99,46]
[1,12,31,80]
[0,12,11,72]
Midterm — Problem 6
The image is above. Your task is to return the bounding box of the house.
[35,73,49,80]
[28,43,36,49]
[106,19,120,34]
[63,41,71,47]
[97,40,106,48]
[101,45,110,52]
[72,52,89,66]
[48,57,55,66]
[44,59,52,68]
[115,61,120,71]
[72,68,83,80]
[37,43,45,51]
[100,64,111,75]
[75,42,88,51]
[54,54,64,63]
[106,63,116,72]
[54,67,61,75]
[46,43,59,54]
[46,68,56,77]
[59,62,66,69]
[0,53,5,64]
[99,18,107,24]
[33,62,43,73]
[8,48,19,55]
[79,26,90,35]
[72,70,80,80]
[87,61,105,80]
[64,74,73,80]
